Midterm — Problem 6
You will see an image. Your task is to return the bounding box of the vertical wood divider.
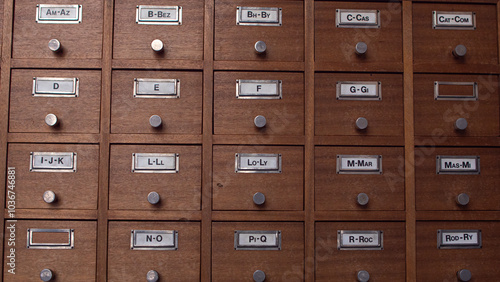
[201,0,215,280]
[97,0,114,280]
[304,0,315,281]
[0,0,14,276]
[403,1,416,281]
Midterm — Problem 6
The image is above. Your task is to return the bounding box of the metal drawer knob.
[146,270,159,282]
[356,117,368,130]
[355,42,368,55]
[43,190,56,204]
[40,268,53,281]
[45,114,59,127]
[454,118,468,131]
[253,270,266,282]
[453,44,467,58]
[357,193,369,206]
[147,192,160,205]
[253,192,266,206]
[149,115,162,128]
[357,270,370,282]
[456,193,470,206]
[254,115,267,128]
[48,39,61,52]
[255,41,267,54]
[151,39,164,52]
[457,269,472,282]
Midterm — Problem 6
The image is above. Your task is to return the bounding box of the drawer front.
[315,73,403,136]
[113,0,203,60]
[417,221,500,281]
[315,1,403,69]
[415,147,500,211]
[108,221,200,281]
[9,69,101,134]
[316,222,406,281]
[215,0,304,62]
[213,145,303,211]
[109,145,201,211]
[414,74,499,137]
[12,0,103,58]
[7,144,99,209]
[111,70,202,134]
[212,222,304,281]
[413,3,498,71]
[3,220,96,281]
[315,146,405,211]
[214,72,304,136]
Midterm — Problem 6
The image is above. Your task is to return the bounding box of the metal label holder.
[130,230,178,251]
[234,230,282,250]
[133,78,180,98]
[432,11,476,30]
[436,155,480,175]
[236,79,282,99]
[32,77,79,98]
[132,153,179,173]
[434,81,478,101]
[437,229,482,249]
[235,153,282,173]
[336,81,382,101]
[27,228,75,249]
[136,5,182,25]
[236,7,282,26]
[336,155,383,175]
[336,9,380,28]
[36,4,82,24]
[29,152,77,173]
[337,230,384,250]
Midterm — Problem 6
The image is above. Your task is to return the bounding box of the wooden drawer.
[109,145,201,211]
[413,3,498,72]
[213,145,303,211]
[111,70,202,134]
[108,221,200,281]
[315,1,403,70]
[215,0,304,62]
[212,222,304,281]
[7,143,99,210]
[315,146,405,211]
[9,69,101,134]
[316,222,406,281]
[315,73,403,137]
[415,147,500,211]
[12,0,103,59]
[3,220,96,281]
[417,221,500,281]
[214,72,304,136]
[113,0,203,60]
[414,74,499,137]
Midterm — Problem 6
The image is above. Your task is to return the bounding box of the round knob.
[253,192,266,206]
[453,44,467,58]
[253,270,266,282]
[40,269,53,281]
[48,39,61,52]
[356,117,368,130]
[355,42,368,55]
[43,191,56,204]
[357,270,370,282]
[254,115,267,128]
[45,114,59,127]
[149,115,162,128]
[454,118,468,131]
[457,269,472,282]
[147,192,160,205]
[357,193,369,206]
[151,39,164,52]
[456,193,470,206]
[254,41,267,54]
[146,270,159,282]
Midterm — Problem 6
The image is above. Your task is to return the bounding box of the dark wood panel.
[213,135,304,145]
[112,59,203,70]
[315,73,404,137]
[416,221,500,281]
[214,61,305,71]
[9,69,101,134]
[314,211,406,222]
[113,0,204,60]
[315,136,404,146]
[214,72,304,136]
[212,222,304,281]
[315,146,405,211]
[111,70,203,134]
[215,0,304,62]
[109,145,201,211]
[213,145,304,211]
[315,2,403,71]
[108,210,202,221]
[108,221,200,281]
[3,209,98,219]
[212,211,304,221]
[316,221,406,281]
[7,133,100,143]
[109,134,202,144]
[417,211,500,221]
[11,58,102,69]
